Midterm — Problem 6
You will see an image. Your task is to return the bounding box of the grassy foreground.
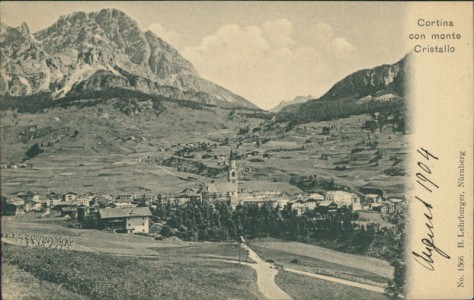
[251,241,392,285]
[1,263,85,300]
[276,271,387,300]
[2,244,261,300]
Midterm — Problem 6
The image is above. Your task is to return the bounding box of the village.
[2,149,405,236]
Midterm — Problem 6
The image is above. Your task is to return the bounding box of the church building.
[200,149,239,203]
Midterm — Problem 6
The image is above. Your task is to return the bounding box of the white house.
[64,192,78,202]
[82,192,96,202]
[15,191,41,211]
[325,191,362,211]
[46,192,63,207]
[238,191,290,210]
[289,198,319,215]
[75,197,91,207]
[25,197,42,211]
[364,194,383,209]
[307,193,325,201]
[97,207,152,233]
[116,192,134,203]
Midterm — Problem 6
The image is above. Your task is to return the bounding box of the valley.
[1,92,407,299]
[1,97,407,198]
[1,7,410,299]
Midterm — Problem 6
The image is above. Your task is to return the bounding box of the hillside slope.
[278,55,409,123]
[318,56,408,102]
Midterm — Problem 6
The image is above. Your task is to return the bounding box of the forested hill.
[277,55,410,125]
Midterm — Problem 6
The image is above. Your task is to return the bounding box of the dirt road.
[285,267,386,294]
[242,242,386,296]
[240,244,292,300]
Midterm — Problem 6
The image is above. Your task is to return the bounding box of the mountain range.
[278,55,409,122]
[269,95,314,113]
[318,55,407,102]
[0,9,258,109]
[0,7,409,117]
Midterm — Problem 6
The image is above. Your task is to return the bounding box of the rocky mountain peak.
[270,95,314,112]
[19,22,30,36]
[1,9,258,109]
[93,8,130,19]
[276,55,409,123]
[318,55,409,102]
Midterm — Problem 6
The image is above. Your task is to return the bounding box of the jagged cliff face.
[286,56,408,111]
[0,9,258,109]
[318,56,408,102]
[0,22,59,96]
[276,56,409,123]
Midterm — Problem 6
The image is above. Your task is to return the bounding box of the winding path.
[212,245,292,299]
[156,165,179,177]
[241,243,292,300]
[213,242,386,298]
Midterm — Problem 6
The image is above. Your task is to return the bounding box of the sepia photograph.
[0,2,472,299]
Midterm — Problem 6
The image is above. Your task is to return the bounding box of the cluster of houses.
[3,191,43,214]
[192,150,405,215]
[2,150,404,235]
[118,135,148,143]
[1,187,403,235]
[166,141,272,164]
[2,190,154,234]
[232,189,403,216]
[172,142,218,158]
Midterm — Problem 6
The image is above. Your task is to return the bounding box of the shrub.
[25,143,44,159]
[384,167,405,176]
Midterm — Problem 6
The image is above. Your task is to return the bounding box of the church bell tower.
[228,148,238,189]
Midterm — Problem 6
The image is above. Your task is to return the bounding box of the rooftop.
[61,207,78,212]
[98,207,152,219]
[240,181,302,194]
[207,182,236,194]
[318,201,337,207]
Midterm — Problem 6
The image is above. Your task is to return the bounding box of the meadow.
[276,271,387,300]
[250,240,392,285]
[1,99,407,198]
[2,214,393,300]
[2,244,261,300]
[1,263,86,300]
[233,115,408,196]
[2,214,260,299]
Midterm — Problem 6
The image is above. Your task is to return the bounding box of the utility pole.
[239,241,241,264]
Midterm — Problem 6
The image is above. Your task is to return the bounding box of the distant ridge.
[270,95,313,113]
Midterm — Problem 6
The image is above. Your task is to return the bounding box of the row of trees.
[277,98,407,132]
[154,199,399,257]
[289,175,341,192]
[0,87,209,115]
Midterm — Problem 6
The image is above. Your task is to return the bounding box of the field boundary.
[285,267,386,294]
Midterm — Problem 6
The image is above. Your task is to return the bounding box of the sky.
[1,1,409,110]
